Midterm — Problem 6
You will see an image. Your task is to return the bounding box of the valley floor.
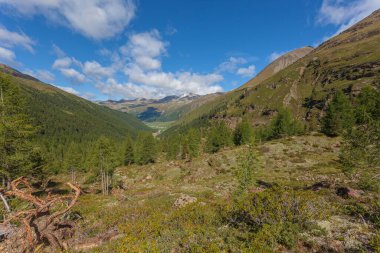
[54,134,378,252]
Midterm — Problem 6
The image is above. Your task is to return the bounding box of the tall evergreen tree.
[234,118,254,146]
[0,74,42,182]
[237,144,258,194]
[63,142,82,183]
[134,132,157,165]
[322,91,354,136]
[269,108,304,139]
[123,137,135,166]
[89,136,119,195]
[205,121,232,153]
[186,128,201,159]
[340,88,380,172]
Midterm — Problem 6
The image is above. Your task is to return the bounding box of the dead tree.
[0,177,80,252]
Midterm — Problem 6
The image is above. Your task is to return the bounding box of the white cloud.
[97,78,162,99]
[237,65,255,77]
[52,57,73,69]
[0,26,35,52]
[217,57,247,73]
[0,0,136,40]
[59,68,86,84]
[0,47,16,64]
[317,0,380,36]
[124,64,223,96]
[49,30,225,99]
[52,44,66,58]
[55,85,80,96]
[120,30,167,70]
[83,61,114,79]
[24,69,55,82]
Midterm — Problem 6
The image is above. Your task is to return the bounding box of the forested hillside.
[0,65,151,172]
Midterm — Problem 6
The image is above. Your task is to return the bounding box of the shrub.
[225,187,326,250]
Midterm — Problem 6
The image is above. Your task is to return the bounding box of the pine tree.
[165,134,181,160]
[322,91,355,136]
[205,121,232,153]
[270,108,304,139]
[237,144,258,194]
[89,136,119,195]
[63,142,82,183]
[0,74,41,182]
[124,137,135,166]
[340,88,380,172]
[134,132,157,165]
[186,128,201,159]
[234,118,254,146]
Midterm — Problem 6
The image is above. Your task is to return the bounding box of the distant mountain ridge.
[99,92,223,122]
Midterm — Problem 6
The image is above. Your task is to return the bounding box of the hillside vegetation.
[0,8,380,253]
[165,9,380,135]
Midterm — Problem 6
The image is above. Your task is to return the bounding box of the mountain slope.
[0,64,151,146]
[164,9,380,134]
[239,46,313,89]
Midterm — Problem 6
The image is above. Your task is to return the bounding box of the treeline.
[161,108,305,160]
[320,88,380,173]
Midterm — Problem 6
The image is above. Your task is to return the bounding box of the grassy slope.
[48,134,378,252]
[165,9,380,135]
[0,65,151,145]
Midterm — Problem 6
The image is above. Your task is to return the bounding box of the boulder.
[173,194,197,208]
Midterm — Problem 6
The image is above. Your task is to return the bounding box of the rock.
[329,240,344,252]
[336,187,363,199]
[305,181,331,191]
[173,194,197,208]
[145,174,153,180]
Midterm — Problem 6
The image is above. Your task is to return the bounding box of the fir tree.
[234,118,254,146]
[186,128,201,159]
[340,88,380,172]
[124,137,135,166]
[134,132,157,165]
[270,108,304,139]
[0,74,41,182]
[89,136,119,195]
[322,91,354,136]
[205,121,232,153]
[237,144,258,194]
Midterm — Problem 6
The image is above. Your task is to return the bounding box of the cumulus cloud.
[0,0,136,40]
[120,30,167,70]
[217,57,247,73]
[0,26,35,52]
[317,0,380,36]
[0,47,16,64]
[237,65,255,77]
[52,57,73,69]
[59,68,86,84]
[50,30,225,99]
[83,61,114,79]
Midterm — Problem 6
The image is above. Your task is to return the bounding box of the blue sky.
[0,0,379,100]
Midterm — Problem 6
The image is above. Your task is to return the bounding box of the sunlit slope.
[0,64,151,145]
[164,9,380,134]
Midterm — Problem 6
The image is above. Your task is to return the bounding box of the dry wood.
[0,177,80,253]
